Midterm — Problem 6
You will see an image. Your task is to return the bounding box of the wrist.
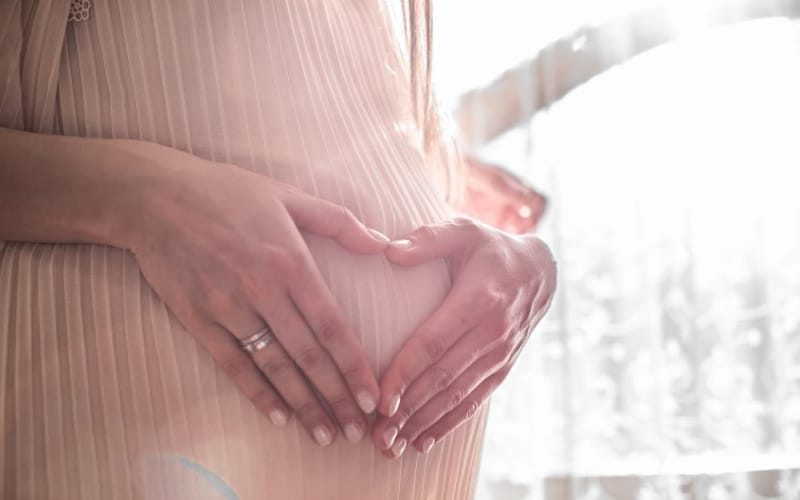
[82,139,184,252]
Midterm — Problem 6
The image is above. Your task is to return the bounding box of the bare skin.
[373,217,556,457]
[1,124,557,457]
[0,127,386,446]
[458,158,548,235]
[1,1,557,458]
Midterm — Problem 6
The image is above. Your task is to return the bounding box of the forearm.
[0,127,174,249]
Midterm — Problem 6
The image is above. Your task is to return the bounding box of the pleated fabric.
[0,1,488,499]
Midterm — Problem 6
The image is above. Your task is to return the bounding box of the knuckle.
[452,216,474,226]
[498,339,516,360]
[395,406,413,425]
[258,355,296,380]
[219,354,251,381]
[258,356,294,380]
[449,389,466,410]
[332,205,357,228]
[181,300,213,329]
[341,207,359,226]
[453,217,480,234]
[315,315,344,345]
[421,334,446,362]
[430,366,454,392]
[415,225,439,242]
[467,344,487,365]
[325,394,351,414]
[401,421,421,441]
[464,399,481,419]
[207,289,237,316]
[340,362,365,383]
[251,388,278,409]
[483,290,506,313]
[273,247,305,276]
[296,400,323,420]
[238,267,273,299]
[297,347,328,371]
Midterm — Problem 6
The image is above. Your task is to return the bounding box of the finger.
[500,203,534,235]
[376,346,508,458]
[284,194,389,253]
[377,279,489,417]
[248,333,344,446]
[256,292,370,443]
[287,255,380,416]
[194,322,291,427]
[371,321,499,447]
[412,370,505,455]
[385,218,481,266]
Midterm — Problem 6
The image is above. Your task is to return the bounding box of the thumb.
[386,218,476,266]
[284,194,390,253]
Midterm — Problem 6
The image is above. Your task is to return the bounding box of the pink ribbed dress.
[0,0,488,498]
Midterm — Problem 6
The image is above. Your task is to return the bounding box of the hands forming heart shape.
[373,217,556,458]
[127,145,555,456]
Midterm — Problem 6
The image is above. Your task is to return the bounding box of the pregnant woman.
[0,0,556,498]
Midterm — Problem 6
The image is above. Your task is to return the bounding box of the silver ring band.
[240,326,272,353]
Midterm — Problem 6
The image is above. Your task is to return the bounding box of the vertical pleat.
[1,1,488,498]
[0,1,24,129]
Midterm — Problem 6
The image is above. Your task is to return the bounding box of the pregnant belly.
[304,233,450,377]
[0,155,470,499]
[262,131,456,374]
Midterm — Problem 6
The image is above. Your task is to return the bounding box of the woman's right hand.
[118,143,386,447]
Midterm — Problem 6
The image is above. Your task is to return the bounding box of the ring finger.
[254,293,370,444]
[246,329,342,447]
[219,307,344,447]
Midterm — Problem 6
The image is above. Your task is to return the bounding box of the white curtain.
[439,9,800,500]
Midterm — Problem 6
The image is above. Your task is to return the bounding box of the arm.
[0,127,386,446]
[0,127,162,247]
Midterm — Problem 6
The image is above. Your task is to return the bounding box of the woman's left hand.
[371,217,556,458]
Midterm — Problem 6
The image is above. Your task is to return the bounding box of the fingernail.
[368,228,391,242]
[421,437,435,454]
[269,409,288,427]
[388,394,401,417]
[382,426,398,448]
[389,239,412,249]
[357,391,376,414]
[313,425,332,447]
[344,422,364,443]
[391,438,407,458]
[518,205,533,218]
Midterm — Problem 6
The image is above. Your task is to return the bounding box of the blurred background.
[431,1,800,499]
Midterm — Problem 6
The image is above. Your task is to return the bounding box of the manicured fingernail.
[389,239,412,249]
[368,228,391,242]
[383,426,398,448]
[388,394,401,417]
[269,409,287,427]
[391,438,407,458]
[357,391,376,414]
[313,425,332,447]
[421,437,435,454]
[344,423,364,443]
